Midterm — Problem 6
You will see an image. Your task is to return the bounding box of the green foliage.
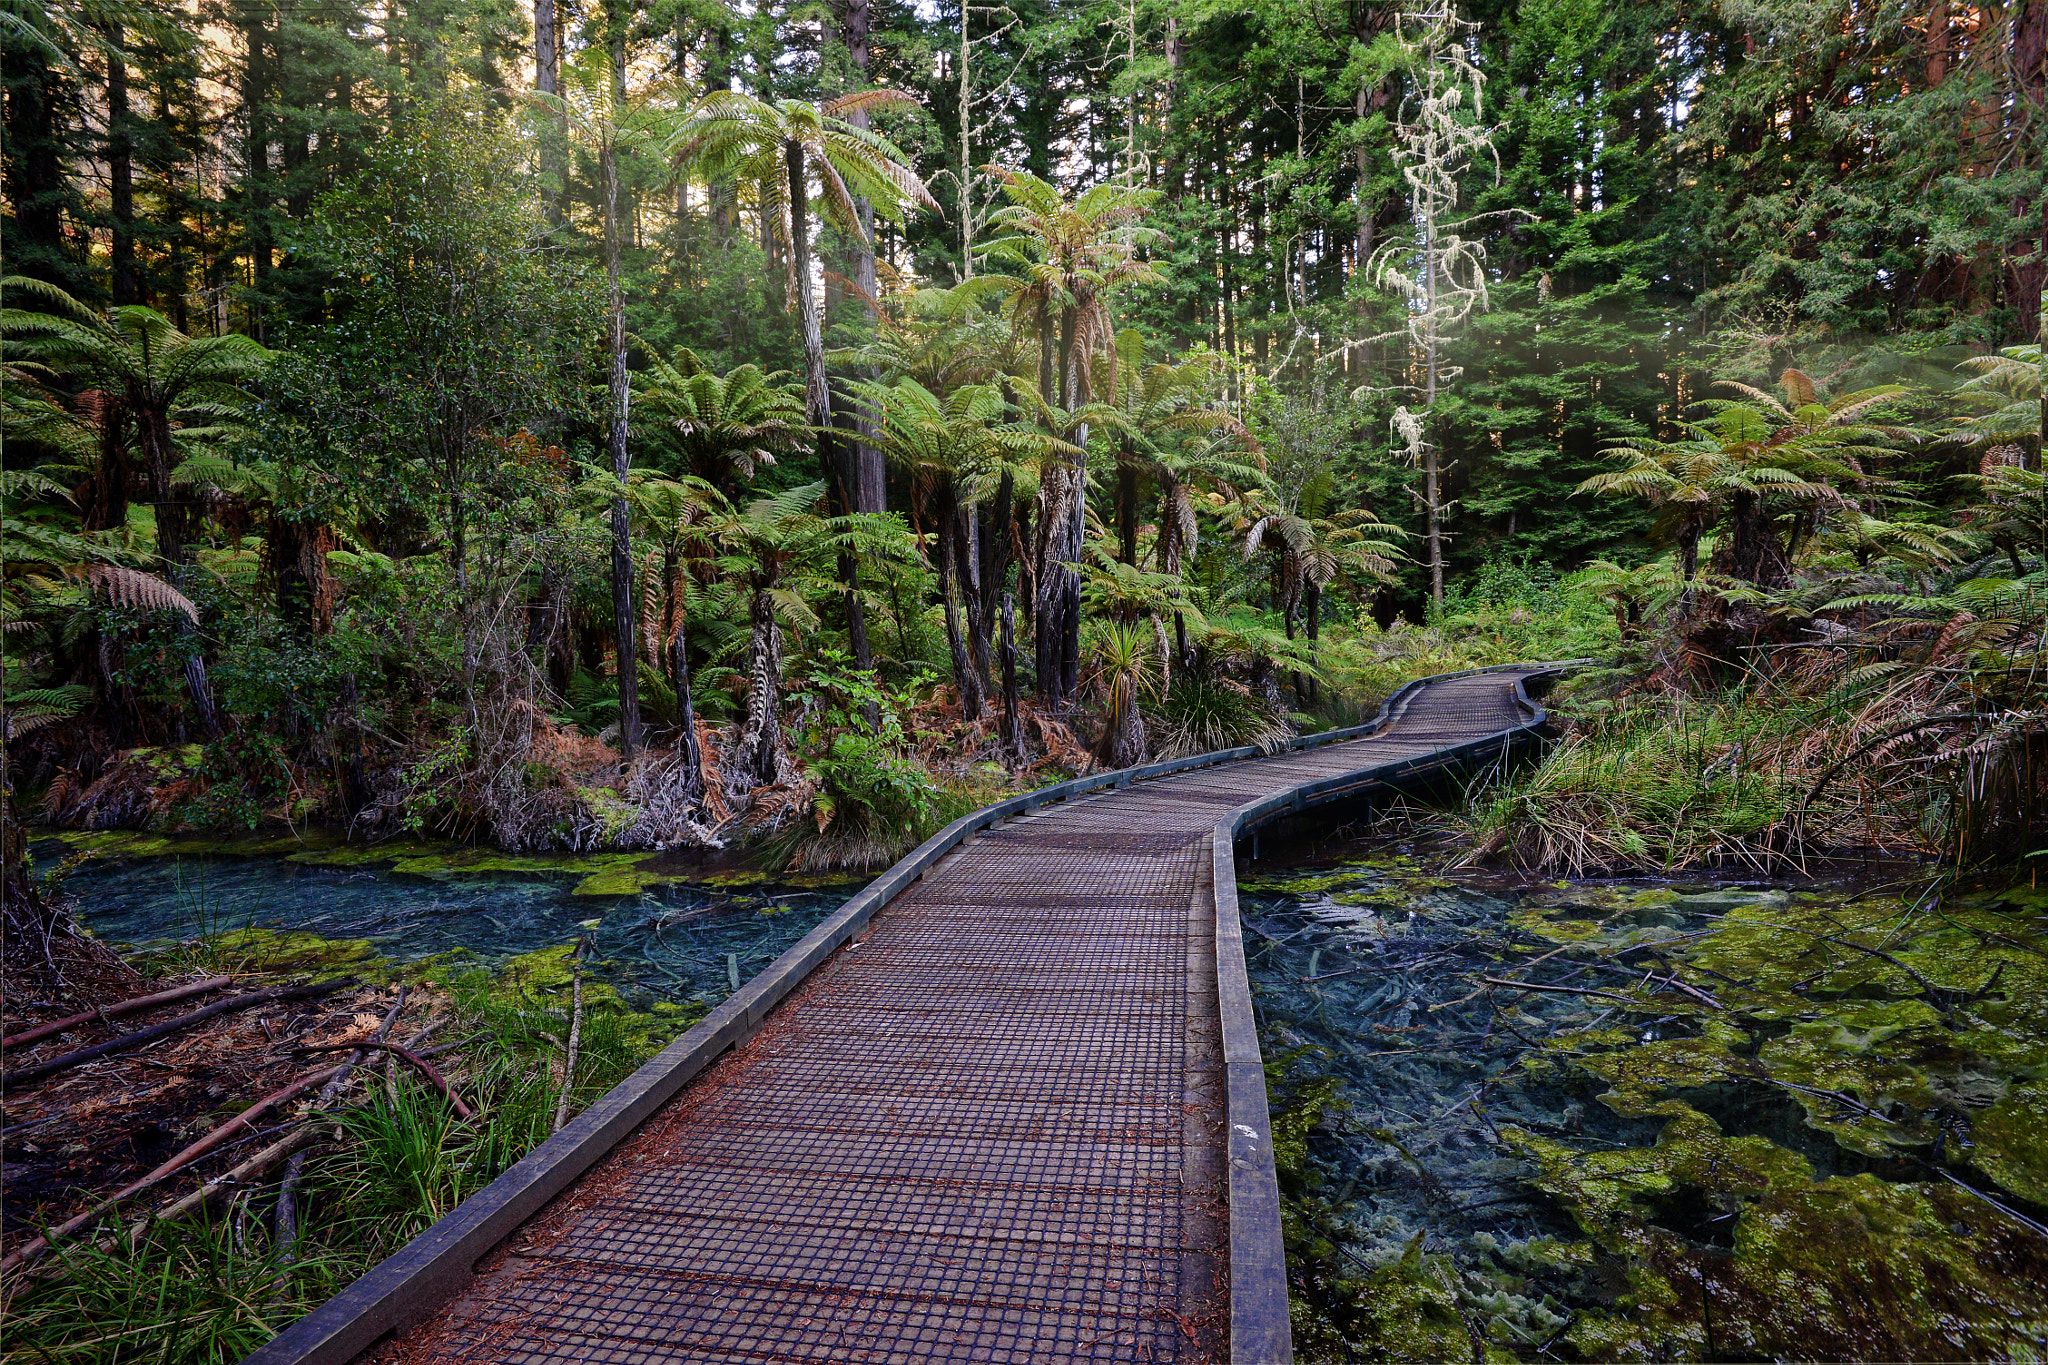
[1464,691,1811,875]
[797,730,943,869]
[1152,671,1291,759]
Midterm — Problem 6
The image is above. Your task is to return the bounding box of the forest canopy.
[2,0,2043,870]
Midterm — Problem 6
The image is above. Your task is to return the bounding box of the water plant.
[1250,854,2048,1363]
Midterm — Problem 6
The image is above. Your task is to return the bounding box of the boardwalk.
[251,666,1553,1365]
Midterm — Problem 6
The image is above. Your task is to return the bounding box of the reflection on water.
[39,838,857,1012]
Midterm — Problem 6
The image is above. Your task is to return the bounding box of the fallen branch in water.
[2,976,234,1051]
[1,1060,348,1274]
[1477,975,1646,1008]
[4,980,350,1087]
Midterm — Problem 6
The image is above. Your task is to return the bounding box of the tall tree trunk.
[834,0,886,513]
[953,499,991,689]
[936,493,983,721]
[535,0,565,226]
[1,37,80,292]
[1058,308,1088,704]
[106,25,138,305]
[1035,308,1085,709]
[978,464,1013,655]
[1000,590,1025,766]
[602,11,641,758]
[84,395,131,532]
[241,4,272,341]
[739,584,791,786]
[1925,0,1949,86]
[785,138,876,688]
[138,404,218,736]
[2011,0,2047,345]
[1422,218,1444,604]
[1116,454,1138,564]
[670,610,702,798]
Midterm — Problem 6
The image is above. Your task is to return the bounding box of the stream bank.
[1,836,860,1365]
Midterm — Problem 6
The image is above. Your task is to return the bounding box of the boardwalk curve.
[247,664,1562,1365]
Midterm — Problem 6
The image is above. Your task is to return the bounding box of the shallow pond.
[34,834,857,1013]
[1243,847,2048,1362]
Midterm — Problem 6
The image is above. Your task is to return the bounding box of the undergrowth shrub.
[1460,692,1812,875]
[1152,672,1291,757]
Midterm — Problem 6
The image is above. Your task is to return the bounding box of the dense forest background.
[3,0,2043,867]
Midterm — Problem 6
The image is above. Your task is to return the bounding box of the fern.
[81,564,198,622]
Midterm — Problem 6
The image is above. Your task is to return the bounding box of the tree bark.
[240,4,272,341]
[536,0,565,226]
[977,465,1014,660]
[738,585,790,786]
[953,499,991,689]
[1000,591,1025,765]
[786,137,877,689]
[603,42,642,757]
[671,611,702,796]
[936,495,983,721]
[834,0,886,513]
[2010,0,2047,344]
[107,25,138,304]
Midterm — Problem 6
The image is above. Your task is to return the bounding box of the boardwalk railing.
[247,662,1570,1365]
[1211,663,1567,1362]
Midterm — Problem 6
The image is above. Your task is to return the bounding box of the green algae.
[1972,1079,2048,1206]
[1518,885,2048,1359]
[50,829,338,861]
[1263,858,2048,1363]
[132,925,386,982]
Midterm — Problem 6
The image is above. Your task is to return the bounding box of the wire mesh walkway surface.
[250,667,1551,1365]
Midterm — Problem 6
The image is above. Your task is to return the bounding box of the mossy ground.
[1259,861,2048,1363]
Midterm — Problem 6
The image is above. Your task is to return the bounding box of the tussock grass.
[1458,692,1818,876]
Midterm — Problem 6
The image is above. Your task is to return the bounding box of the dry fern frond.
[80,565,198,623]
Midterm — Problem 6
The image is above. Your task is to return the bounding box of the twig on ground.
[298,1040,472,1120]
[1,1061,348,1274]
[275,986,408,1260]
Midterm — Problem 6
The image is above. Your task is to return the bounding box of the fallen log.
[1,1060,348,1274]
[2,976,233,1051]
[4,979,350,1088]
[126,1124,320,1246]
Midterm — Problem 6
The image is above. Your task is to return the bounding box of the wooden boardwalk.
[249,666,1553,1365]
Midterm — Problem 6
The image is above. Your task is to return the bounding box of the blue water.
[36,840,858,1013]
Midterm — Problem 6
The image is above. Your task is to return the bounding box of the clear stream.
[37,836,855,1014]
[37,832,2048,1361]
[1240,843,2048,1362]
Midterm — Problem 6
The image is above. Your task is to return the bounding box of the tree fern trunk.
[1000,591,1025,766]
[937,501,983,721]
[671,613,702,799]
